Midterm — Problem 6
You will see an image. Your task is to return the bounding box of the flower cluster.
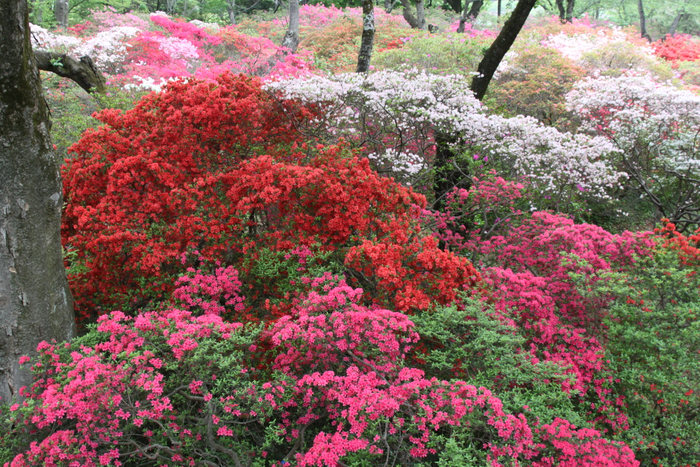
[30,11,314,90]
[266,69,625,204]
[567,73,700,230]
[2,280,640,466]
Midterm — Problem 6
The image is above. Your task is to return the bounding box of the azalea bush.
[63,73,478,323]
[266,69,625,216]
[372,32,493,76]
[487,45,586,127]
[590,223,700,466]
[30,10,315,92]
[653,34,700,64]
[567,73,700,231]
[0,273,640,466]
[9,8,700,466]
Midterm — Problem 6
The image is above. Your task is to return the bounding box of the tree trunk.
[0,0,76,406]
[468,0,483,19]
[433,0,538,213]
[638,0,652,41]
[400,0,427,29]
[356,0,375,73]
[668,11,686,37]
[281,0,300,53]
[415,0,426,29]
[565,0,575,21]
[53,0,68,28]
[445,0,461,14]
[384,0,398,13]
[457,0,483,32]
[556,0,565,19]
[165,0,178,15]
[471,0,538,100]
[227,6,235,24]
[555,0,574,22]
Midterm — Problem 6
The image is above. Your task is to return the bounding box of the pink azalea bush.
[30,10,315,91]
[0,269,640,466]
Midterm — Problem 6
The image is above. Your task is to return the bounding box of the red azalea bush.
[63,73,477,323]
[63,73,312,318]
[653,34,700,64]
[655,220,700,268]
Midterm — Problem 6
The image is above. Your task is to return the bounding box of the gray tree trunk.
[668,11,686,37]
[34,51,106,94]
[281,0,300,53]
[384,0,398,13]
[54,0,68,28]
[227,0,236,25]
[0,0,76,405]
[356,0,375,73]
[400,0,426,29]
[165,0,178,15]
[457,0,483,32]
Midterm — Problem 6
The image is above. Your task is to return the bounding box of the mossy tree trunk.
[0,0,76,405]
[356,0,375,73]
[281,0,300,53]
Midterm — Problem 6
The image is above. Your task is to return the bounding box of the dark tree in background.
[556,0,575,22]
[0,0,76,404]
[638,0,652,41]
[457,0,484,33]
[471,0,538,100]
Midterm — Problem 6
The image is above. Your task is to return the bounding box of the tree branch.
[34,51,106,94]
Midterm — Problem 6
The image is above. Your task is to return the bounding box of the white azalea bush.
[567,73,700,230]
[265,70,625,212]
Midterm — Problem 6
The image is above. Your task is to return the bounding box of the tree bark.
[566,0,575,21]
[356,0,375,73]
[457,0,483,32]
[34,51,106,94]
[433,0,538,213]
[444,0,461,13]
[54,0,68,28]
[471,0,538,100]
[0,0,76,405]
[638,0,652,42]
[384,0,398,13]
[400,0,427,30]
[281,0,300,53]
[556,0,565,19]
[668,11,686,37]
[226,0,236,25]
[468,0,483,19]
[555,0,574,22]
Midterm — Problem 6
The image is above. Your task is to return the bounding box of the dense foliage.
[1,4,700,467]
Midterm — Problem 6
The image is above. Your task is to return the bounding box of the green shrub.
[589,239,700,466]
[373,33,490,75]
